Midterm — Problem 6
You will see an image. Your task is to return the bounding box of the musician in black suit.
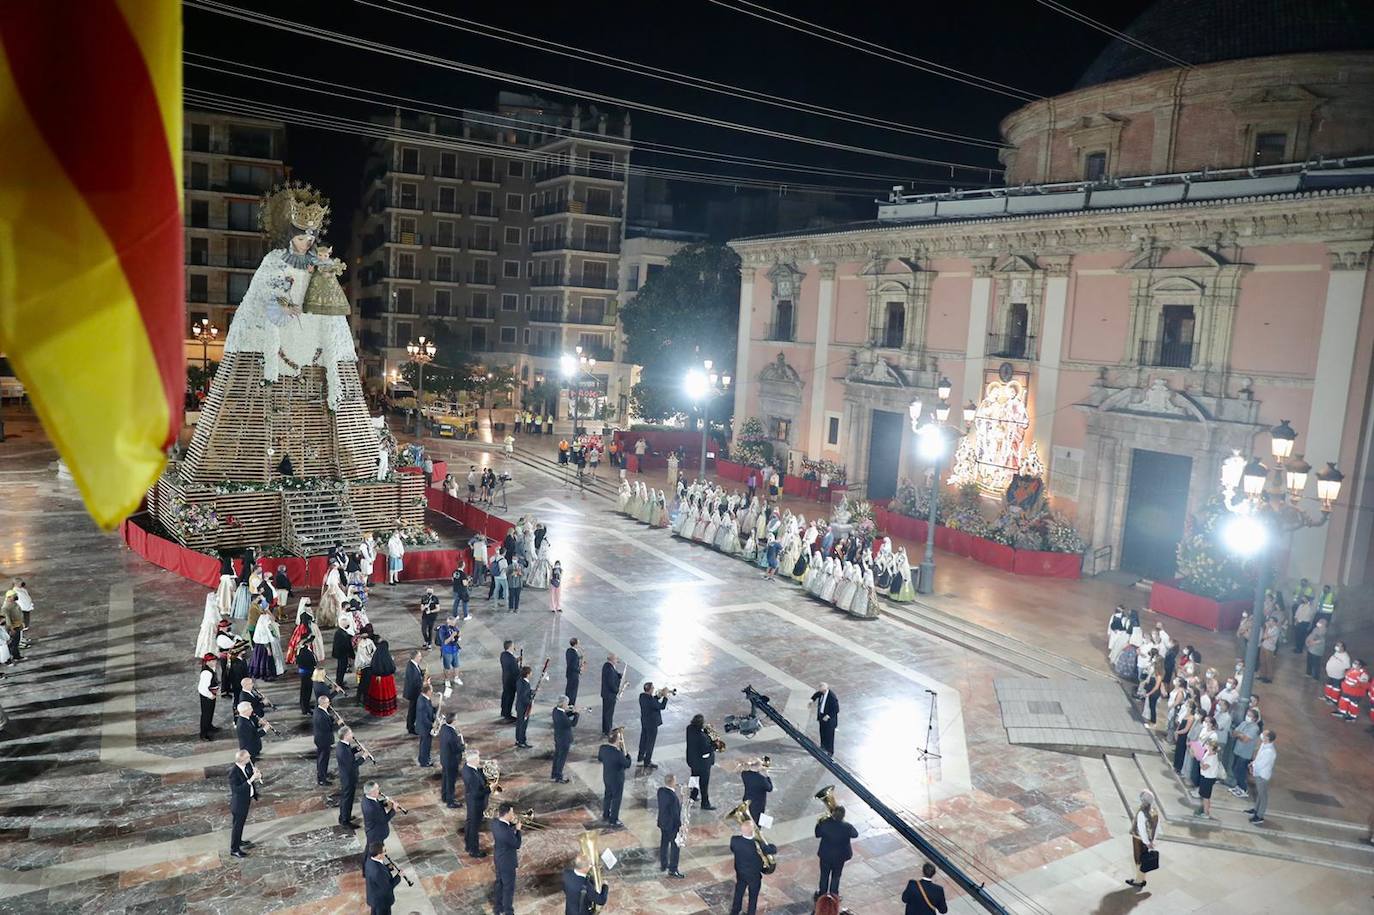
[312,695,336,786]
[740,758,773,825]
[564,638,583,705]
[364,842,401,915]
[514,666,534,748]
[810,683,840,755]
[815,805,859,898]
[685,713,717,810]
[902,862,949,914]
[597,729,632,826]
[499,641,519,721]
[491,802,522,915]
[638,682,669,768]
[439,714,464,808]
[461,752,490,857]
[235,676,267,718]
[198,653,220,740]
[415,684,437,767]
[227,749,258,858]
[562,854,609,914]
[235,701,265,762]
[225,651,249,709]
[656,773,685,877]
[361,781,395,856]
[599,655,623,736]
[402,650,425,735]
[729,819,776,915]
[336,726,366,827]
[551,695,578,783]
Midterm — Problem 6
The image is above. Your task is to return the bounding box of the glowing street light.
[685,360,731,478]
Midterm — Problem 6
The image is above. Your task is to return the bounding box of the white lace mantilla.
[223,250,359,410]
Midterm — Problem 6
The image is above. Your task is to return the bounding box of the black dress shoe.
[338,819,358,829]
[240,840,255,849]
[317,780,329,787]
[446,803,460,809]
[199,734,213,741]
[700,803,716,811]
[230,849,249,858]
[470,851,488,858]
[669,870,685,879]
[553,777,570,784]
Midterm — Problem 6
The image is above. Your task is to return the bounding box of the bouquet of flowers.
[375,523,441,547]
[944,484,990,537]
[172,498,223,536]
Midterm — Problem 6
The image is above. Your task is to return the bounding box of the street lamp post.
[909,377,965,596]
[405,335,436,436]
[1220,420,1343,719]
[191,318,219,371]
[685,359,732,479]
[561,345,598,436]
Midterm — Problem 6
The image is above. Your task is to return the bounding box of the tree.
[469,365,520,421]
[398,325,473,398]
[620,243,740,423]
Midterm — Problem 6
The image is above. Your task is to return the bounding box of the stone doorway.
[1119,449,1192,581]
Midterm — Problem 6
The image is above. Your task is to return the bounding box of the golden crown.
[259,182,331,244]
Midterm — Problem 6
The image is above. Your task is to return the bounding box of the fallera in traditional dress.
[702,514,721,545]
[692,512,711,542]
[672,505,693,537]
[526,544,553,589]
[847,571,873,618]
[818,565,840,602]
[834,568,859,608]
[637,494,656,525]
[892,562,916,602]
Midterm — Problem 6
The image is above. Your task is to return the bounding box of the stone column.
[807,263,836,458]
[1031,258,1071,468]
[731,266,756,437]
[1294,246,1372,582]
[961,258,995,405]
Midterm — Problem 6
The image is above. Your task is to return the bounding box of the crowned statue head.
[260,183,330,252]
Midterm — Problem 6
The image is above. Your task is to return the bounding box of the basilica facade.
[728,9,1374,596]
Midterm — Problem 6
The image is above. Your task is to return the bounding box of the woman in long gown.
[195,593,221,660]
[364,639,399,717]
[248,607,280,680]
[625,483,643,520]
[779,530,802,579]
[617,477,632,513]
[318,562,345,629]
[215,573,236,616]
[526,539,553,589]
[849,565,875,618]
[230,576,251,634]
[738,526,756,562]
[672,496,694,536]
[833,562,858,609]
[818,558,841,602]
[693,506,712,542]
[892,548,916,602]
[652,491,670,529]
[637,488,656,525]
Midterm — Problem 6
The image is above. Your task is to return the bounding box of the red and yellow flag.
[0,2,184,529]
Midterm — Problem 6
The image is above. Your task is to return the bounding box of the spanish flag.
[0,3,184,529]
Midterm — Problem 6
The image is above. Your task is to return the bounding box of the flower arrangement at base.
[800,458,847,484]
[172,498,223,537]
[210,478,348,495]
[944,483,990,538]
[888,478,921,517]
[374,523,441,547]
[1175,497,1251,599]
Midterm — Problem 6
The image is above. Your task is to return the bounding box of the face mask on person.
[1247,714,1258,724]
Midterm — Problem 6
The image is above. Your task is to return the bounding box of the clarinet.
[382,852,414,887]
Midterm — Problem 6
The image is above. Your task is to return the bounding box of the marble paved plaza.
[1,414,1371,914]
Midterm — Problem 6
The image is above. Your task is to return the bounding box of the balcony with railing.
[467,239,499,255]
[383,195,426,213]
[578,345,615,362]
[1138,339,1197,369]
[432,233,460,250]
[565,306,614,326]
[530,237,621,254]
[466,271,495,287]
[764,319,795,342]
[531,199,624,218]
[568,273,616,290]
[469,202,501,218]
[468,304,494,320]
[534,163,625,184]
[529,309,563,324]
[986,333,1037,360]
[428,267,458,283]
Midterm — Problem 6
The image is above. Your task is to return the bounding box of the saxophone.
[704,722,726,752]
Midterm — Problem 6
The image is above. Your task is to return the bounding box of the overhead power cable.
[705,0,1044,102]
[183,89,889,197]
[356,0,1008,152]
[1032,0,1193,70]
[185,0,998,175]
[186,54,990,189]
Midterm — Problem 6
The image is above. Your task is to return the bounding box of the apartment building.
[183,112,288,366]
[350,94,635,424]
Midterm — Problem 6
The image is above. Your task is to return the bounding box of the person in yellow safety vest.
[1336,659,1368,720]
[558,439,570,465]
[1295,578,1316,605]
[1317,585,1337,626]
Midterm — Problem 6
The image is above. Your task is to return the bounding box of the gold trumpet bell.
[517,808,548,830]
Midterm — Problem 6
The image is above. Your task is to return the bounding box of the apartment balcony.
[470,171,499,186]
[1138,339,1197,369]
[468,305,494,321]
[431,235,461,251]
[186,290,233,305]
[529,275,566,290]
[383,196,427,213]
[466,272,496,287]
[567,275,616,291]
[359,298,384,320]
[467,241,499,255]
[564,308,614,326]
[390,300,417,315]
[986,333,1037,360]
[434,164,463,180]
[531,199,623,219]
[385,265,422,281]
[469,203,501,219]
[763,320,795,342]
[578,345,615,362]
[528,309,563,324]
[534,163,625,184]
[530,237,621,254]
[185,216,260,233]
[186,253,264,269]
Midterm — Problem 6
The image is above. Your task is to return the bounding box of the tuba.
[704,723,726,752]
[578,831,606,912]
[725,802,777,874]
[815,785,839,825]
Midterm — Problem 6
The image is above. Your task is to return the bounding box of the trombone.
[517,808,547,830]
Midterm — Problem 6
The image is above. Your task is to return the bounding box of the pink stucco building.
[727,3,1374,603]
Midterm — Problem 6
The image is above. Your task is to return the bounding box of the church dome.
[1076,0,1374,88]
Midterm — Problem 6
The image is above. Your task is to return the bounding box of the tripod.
[916,689,941,761]
[492,479,509,512]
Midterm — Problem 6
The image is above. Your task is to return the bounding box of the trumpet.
[815,785,839,825]
[704,722,726,752]
[379,792,409,815]
[655,686,677,699]
[579,831,606,912]
[725,802,777,874]
[382,852,414,887]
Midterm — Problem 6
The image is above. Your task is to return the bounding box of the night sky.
[185,0,1155,242]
